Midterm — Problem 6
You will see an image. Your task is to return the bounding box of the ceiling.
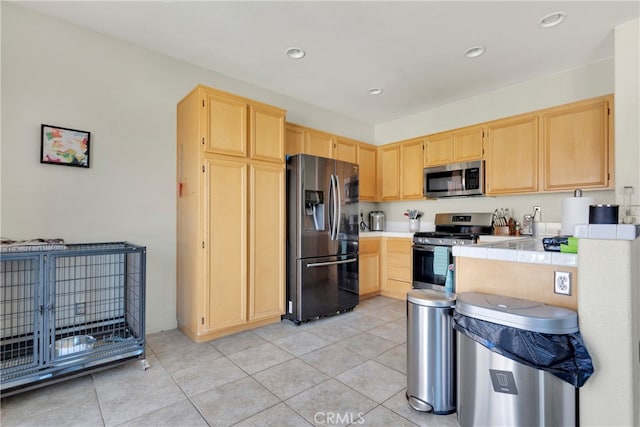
[14,1,639,125]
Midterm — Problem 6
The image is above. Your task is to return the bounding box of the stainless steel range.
[412,212,493,291]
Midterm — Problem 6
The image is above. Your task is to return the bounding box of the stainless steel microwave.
[423,160,485,198]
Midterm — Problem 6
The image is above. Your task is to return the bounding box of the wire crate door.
[1,254,45,380]
[47,246,144,363]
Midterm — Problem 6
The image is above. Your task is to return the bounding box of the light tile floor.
[1,296,459,426]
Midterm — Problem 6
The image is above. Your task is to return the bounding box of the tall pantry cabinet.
[177,85,286,342]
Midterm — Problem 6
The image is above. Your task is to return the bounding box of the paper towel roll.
[561,196,594,235]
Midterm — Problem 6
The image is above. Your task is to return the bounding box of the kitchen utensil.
[589,204,619,224]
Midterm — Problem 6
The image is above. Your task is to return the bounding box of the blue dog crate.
[1,242,146,395]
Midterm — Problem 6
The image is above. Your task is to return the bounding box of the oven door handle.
[412,244,452,252]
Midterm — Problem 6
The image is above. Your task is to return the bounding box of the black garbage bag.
[453,312,594,388]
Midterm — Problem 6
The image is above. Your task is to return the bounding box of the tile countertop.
[360,220,434,238]
[360,231,414,238]
[453,236,578,267]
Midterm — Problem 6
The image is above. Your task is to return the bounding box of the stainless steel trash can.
[455,292,577,427]
[406,289,456,414]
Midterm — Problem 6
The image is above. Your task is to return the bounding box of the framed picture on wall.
[40,124,91,168]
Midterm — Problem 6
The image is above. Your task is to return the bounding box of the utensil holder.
[409,218,420,232]
[493,226,510,236]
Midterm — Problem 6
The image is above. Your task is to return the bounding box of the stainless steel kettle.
[369,211,385,231]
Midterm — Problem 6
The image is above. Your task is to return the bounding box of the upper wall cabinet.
[357,144,377,201]
[285,123,305,155]
[203,91,247,157]
[305,128,334,159]
[250,105,286,163]
[485,114,539,195]
[400,138,425,199]
[424,125,484,167]
[452,125,484,163]
[203,86,285,162]
[379,144,401,201]
[377,138,424,201]
[285,123,378,201]
[334,136,359,164]
[541,95,613,191]
[285,123,334,158]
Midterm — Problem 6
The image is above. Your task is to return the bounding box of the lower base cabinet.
[380,237,412,300]
[359,238,381,298]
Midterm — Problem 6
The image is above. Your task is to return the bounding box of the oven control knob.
[438,239,444,245]
[451,240,458,245]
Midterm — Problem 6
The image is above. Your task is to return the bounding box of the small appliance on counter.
[369,211,385,231]
[589,204,619,224]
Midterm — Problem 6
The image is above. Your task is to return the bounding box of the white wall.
[578,238,640,427]
[375,58,615,145]
[373,59,620,226]
[0,3,371,334]
[613,18,640,426]
[615,19,640,214]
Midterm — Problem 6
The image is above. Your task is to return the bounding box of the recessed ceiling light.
[539,12,566,29]
[464,46,485,59]
[368,88,383,95]
[285,47,306,59]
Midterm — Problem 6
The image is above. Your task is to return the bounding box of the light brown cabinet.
[452,125,484,163]
[379,138,425,201]
[542,95,612,191]
[250,105,286,162]
[485,114,539,195]
[248,162,286,321]
[285,123,305,155]
[379,145,401,200]
[203,156,248,331]
[359,238,381,298]
[334,136,359,164]
[305,128,334,159]
[380,238,412,300]
[285,123,378,200]
[357,144,377,201]
[202,92,248,157]
[400,138,425,199]
[424,132,453,166]
[484,95,613,195]
[388,94,612,197]
[177,85,286,342]
[424,125,483,167]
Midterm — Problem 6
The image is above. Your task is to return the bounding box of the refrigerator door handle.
[329,174,338,240]
[306,258,357,268]
[334,174,342,238]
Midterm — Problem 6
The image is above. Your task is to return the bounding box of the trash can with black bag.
[454,292,594,427]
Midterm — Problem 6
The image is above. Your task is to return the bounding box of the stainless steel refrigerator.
[284,154,359,324]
